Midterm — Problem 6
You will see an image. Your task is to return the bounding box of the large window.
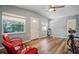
[41,22,48,31]
[2,12,26,34]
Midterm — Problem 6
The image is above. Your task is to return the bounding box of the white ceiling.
[15,5,79,19]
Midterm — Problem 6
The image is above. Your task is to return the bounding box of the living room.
[0,5,79,54]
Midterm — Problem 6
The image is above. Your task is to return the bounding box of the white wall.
[49,15,78,38]
[0,5,49,43]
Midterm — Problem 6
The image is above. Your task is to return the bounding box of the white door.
[30,17,39,40]
[67,19,76,35]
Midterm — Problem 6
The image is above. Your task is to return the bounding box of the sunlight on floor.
[39,39,51,53]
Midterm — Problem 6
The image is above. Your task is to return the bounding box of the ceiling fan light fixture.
[49,8,54,11]
[49,5,64,12]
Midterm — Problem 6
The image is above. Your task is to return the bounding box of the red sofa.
[2,34,38,54]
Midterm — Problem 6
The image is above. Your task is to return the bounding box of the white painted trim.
[52,35,79,41]
[0,47,4,50]
[24,36,46,43]
[52,35,67,38]
[2,12,26,19]
[2,31,25,35]
[2,12,26,35]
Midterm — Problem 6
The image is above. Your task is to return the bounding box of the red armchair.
[3,34,23,46]
[2,34,38,54]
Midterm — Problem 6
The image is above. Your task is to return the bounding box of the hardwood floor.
[26,37,79,54]
[26,37,69,54]
[0,37,79,54]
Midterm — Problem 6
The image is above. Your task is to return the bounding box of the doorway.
[67,19,76,35]
[30,17,39,40]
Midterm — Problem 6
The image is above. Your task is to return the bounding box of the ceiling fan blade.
[52,6,64,8]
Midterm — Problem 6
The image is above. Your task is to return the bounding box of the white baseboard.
[24,36,47,43]
[52,35,67,38]
[0,47,4,50]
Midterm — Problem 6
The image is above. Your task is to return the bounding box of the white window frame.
[2,12,26,34]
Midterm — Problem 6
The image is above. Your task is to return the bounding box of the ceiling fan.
[49,5,64,11]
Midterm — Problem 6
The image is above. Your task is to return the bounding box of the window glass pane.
[2,12,25,34]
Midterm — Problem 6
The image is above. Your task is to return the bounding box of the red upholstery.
[2,40,18,54]
[3,34,23,46]
[2,40,38,54]
[3,34,11,42]
[25,48,38,54]
[2,34,38,54]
